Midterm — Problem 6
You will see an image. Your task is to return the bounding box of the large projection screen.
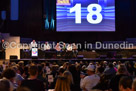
[56,0,115,32]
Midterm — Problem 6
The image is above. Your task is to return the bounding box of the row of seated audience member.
[0,60,136,91]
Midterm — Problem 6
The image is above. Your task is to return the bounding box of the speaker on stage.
[10,55,18,59]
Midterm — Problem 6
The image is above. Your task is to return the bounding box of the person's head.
[132,79,136,91]
[96,62,99,65]
[16,87,31,91]
[58,67,65,76]
[109,63,113,68]
[63,62,69,69]
[63,43,66,46]
[0,80,10,91]
[72,43,75,46]
[57,43,59,46]
[11,66,18,73]
[117,64,128,75]
[51,65,57,72]
[32,40,35,43]
[119,76,133,91]
[1,39,4,43]
[103,61,107,65]
[113,61,117,66]
[18,61,24,67]
[45,42,48,45]
[63,71,73,85]
[68,64,77,75]
[29,65,38,77]
[86,65,95,75]
[2,61,5,65]
[2,68,16,81]
[55,76,70,91]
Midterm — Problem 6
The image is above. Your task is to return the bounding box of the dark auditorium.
[0,0,136,91]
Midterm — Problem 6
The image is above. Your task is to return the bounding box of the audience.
[0,60,136,91]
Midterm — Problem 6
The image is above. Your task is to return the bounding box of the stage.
[7,58,136,64]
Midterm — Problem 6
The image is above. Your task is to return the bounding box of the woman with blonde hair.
[63,71,74,85]
[63,71,74,91]
[55,76,70,91]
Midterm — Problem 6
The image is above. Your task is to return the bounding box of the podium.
[31,48,38,58]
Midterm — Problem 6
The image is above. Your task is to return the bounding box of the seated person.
[67,44,72,52]
[72,43,77,50]
[30,40,37,48]
[62,43,67,51]
[72,43,78,57]
[44,42,51,51]
[55,43,61,52]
